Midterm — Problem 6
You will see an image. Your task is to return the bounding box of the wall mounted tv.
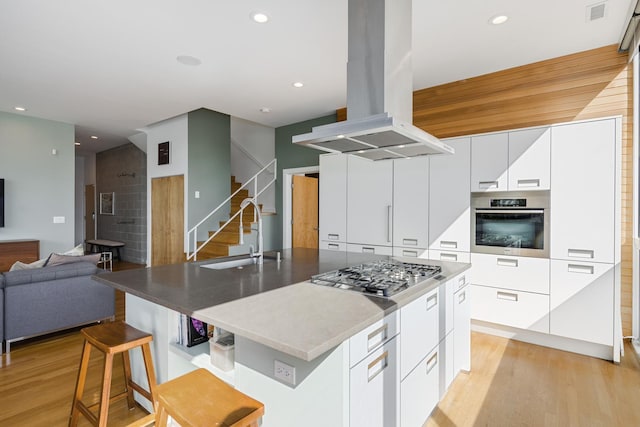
[0,178,4,227]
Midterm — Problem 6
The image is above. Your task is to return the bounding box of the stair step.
[209,230,241,244]
[196,242,230,258]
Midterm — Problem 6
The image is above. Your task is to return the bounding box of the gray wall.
[188,109,231,241]
[273,113,336,248]
[96,143,147,263]
[0,111,76,257]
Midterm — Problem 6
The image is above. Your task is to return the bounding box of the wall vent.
[587,2,606,21]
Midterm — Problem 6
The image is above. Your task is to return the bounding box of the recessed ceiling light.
[358,150,365,154]
[260,107,271,113]
[251,12,269,23]
[337,134,345,139]
[75,142,81,146]
[490,15,508,25]
[14,106,27,112]
[91,135,99,140]
[293,82,304,88]
[176,55,202,66]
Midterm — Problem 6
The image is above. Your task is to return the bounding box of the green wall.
[187,108,231,240]
[272,113,336,248]
[0,111,76,257]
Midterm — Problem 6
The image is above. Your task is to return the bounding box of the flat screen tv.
[0,178,4,227]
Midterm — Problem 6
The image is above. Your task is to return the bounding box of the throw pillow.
[9,258,48,271]
[46,253,101,267]
[62,244,85,256]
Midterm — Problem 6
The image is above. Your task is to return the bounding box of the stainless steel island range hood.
[292,0,454,160]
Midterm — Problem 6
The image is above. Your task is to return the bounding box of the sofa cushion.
[9,258,49,271]
[2,261,99,287]
[46,253,101,267]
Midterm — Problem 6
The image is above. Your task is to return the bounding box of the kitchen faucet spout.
[239,198,263,265]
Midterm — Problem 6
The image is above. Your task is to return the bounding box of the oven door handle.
[474,209,545,214]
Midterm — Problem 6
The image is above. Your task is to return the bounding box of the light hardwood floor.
[2,261,639,426]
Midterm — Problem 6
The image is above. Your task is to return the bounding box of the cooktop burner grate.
[311,260,442,298]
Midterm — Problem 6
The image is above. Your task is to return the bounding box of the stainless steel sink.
[199,253,280,270]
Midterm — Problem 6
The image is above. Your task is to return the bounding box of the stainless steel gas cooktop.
[311,260,442,298]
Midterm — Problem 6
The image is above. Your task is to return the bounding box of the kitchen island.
[95,248,471,427]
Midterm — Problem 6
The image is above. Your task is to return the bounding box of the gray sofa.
[1,261,115,353]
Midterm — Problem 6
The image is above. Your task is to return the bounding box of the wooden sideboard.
[0,239,40,272]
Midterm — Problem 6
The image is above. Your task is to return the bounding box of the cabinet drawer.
[400,347,439,427]
[470,253,549,294]
[350,311,400,367]
[400,287,439,380]
[350,337,400,427]
[392,247,428,259]
[347,243,393,256]
[471,284,549,333]
[320,241,346,252]
[443,273,466,336]
[550,260,613,346]
[429,250,471,263]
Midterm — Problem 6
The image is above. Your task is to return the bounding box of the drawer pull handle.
[497,258,518,267]
[458,290,467,304]
[426,352,438,374]
[568,248,594,259]
[362,247,375,254]
[479,180,499,189]
[440,252,458,261]
[367,323,388,351]
[403,250,418,257]
[426,293,438,311]
[328,234,340,241]
[327,243,340,250]
[402,238,418,246]
[367,351,388,382]
[440,240,458,249]
[497,291,518,302]
[568,264,594,274]
[458,276,466,290]
[517,179,540,188]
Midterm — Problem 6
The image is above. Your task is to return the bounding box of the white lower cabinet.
[400,288,439,380]
[453,284,471,373]
[470,253,550,294]
[400,348,439,427]
[550,260,614,346]
[347,243,393,256]
[471,284,550,333]
[350,337,400,427]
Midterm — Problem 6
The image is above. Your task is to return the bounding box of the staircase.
[194,177,259,259]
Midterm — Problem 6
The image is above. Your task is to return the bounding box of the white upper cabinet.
[319,153,347,242]
[393,157,429,249]
[429,137,471,252]
[508,127,551,190]
[550,119,616,264]
[471,133,508,192]
[347,156,394,246]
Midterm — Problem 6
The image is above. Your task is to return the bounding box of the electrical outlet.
[274,360,296,385]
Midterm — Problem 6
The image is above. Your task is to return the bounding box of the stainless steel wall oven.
[471,191,550,258]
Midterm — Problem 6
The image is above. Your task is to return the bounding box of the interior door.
[152,175,185,266]
[292,175,319,249]
[85,184,96,243]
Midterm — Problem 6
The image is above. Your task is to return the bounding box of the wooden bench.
[86,239,125,261]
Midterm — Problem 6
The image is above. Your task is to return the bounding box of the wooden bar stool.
[128,368,264,427]
[69,321,158,427]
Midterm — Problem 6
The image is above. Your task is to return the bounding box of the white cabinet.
[508,127,551,190]
[400,287,439,380]
[471,132,508,192]
[350,311,400,367]
[550,260,614,346]
[347,243,393,256]
[550,119,616,264]
[319,153,347,242]
[471,284,550,333]
[400,348,439,427]
[470,253,550,294]
[347,156,394,246]
[429,137,471,252]
[453,283,471,373]
[393,157,429,249]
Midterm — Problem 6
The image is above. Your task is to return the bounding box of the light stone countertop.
[95,248,470,361]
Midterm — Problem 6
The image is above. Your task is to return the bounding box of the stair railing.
[186,158,277,261]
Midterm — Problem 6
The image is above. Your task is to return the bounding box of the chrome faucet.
[239,198,263,265]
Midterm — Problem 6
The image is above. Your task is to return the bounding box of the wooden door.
[85,184,95,242]
[292,175,318,249]
[152,175,184,266]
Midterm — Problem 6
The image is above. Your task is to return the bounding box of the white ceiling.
[0,0,634,153]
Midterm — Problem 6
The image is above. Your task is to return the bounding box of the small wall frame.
[99,192,114,215]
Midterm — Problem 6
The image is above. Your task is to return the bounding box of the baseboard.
[472,320,614,361]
